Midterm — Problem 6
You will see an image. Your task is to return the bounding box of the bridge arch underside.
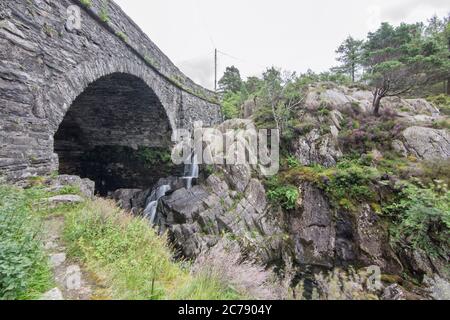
[54,73,177,196]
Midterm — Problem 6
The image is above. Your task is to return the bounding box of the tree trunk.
[351,63,355,83]
[447,37,450,96]
[372,91,383,116]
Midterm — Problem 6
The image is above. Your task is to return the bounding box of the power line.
[216,49,266,69]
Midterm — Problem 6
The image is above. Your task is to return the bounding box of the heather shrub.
[188,240,280,300]
[312,268,379,300]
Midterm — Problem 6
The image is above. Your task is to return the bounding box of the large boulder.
[49,175,95,199]
[241,98,258,119]
[397,126,450,160]
[111,189,142,210]
[404,99,440,116]
[292,129,343,167]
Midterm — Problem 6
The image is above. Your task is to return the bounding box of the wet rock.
[112,189,142,210]
[157,169,283,262]
[170,223,203,258]
[160,186,209,225]
[397,246,448,280]
[355,205,402,274]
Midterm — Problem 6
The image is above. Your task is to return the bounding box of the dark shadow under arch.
[54,73,176,196]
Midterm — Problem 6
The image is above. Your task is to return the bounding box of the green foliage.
[96,0,111,23]
[285,155,301,169]
[137,147,172,167]
[266,177,299,210]
[221,91,242,120]
[144,55,160,69]
[218,66,243,93]
[333,36,364,82]
[324,160,379,206]
[116,31,127,42]
[361,21,450,113]
[173,273,241,300]
[79,0,92,7]
[280,158,382,210]
[0,186,52,300]
[420,159,450,186]
[384,183,450,258]
[63,199,243,300]
[427,94,450,115]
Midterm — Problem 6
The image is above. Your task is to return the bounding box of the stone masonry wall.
[0,0,222,182]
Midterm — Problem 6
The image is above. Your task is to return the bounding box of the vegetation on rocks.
[385,183,450,258]
[1,182,273,300]
[217,14,449,287]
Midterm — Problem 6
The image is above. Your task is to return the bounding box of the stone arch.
[48,58,179,195]
[41,57,179,133]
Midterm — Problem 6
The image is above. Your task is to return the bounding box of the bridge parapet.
[74,0,219,104]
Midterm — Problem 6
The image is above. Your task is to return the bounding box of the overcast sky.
[114,0,449,90]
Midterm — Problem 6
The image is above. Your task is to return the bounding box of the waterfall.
[143,152,198,225]
[143,184,171,224]
[182,153,199,189]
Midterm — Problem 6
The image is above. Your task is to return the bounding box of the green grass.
[0,185,53,300]
[62,198,242,300]
[1,182,242,300]
[79,0,92,8]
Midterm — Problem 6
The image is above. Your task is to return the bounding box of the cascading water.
[143,153,198,225]
[143,184,171,224]
[182,153,199,190]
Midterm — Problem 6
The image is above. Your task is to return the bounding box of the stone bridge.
[0,0,222,193]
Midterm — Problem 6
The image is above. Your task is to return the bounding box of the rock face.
[292,129,343,167]
[288,184,401,273]
[290,183,336,267]
[303,85,442,119]
[398,126,450,160]
[112,189,143,211]
[158,173,285,263]
[0,0,221,184]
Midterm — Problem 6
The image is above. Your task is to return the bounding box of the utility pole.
[214,48,218,92]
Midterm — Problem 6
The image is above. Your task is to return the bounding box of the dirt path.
[40,215,99,300]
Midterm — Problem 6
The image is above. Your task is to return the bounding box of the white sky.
[114,0,449,90]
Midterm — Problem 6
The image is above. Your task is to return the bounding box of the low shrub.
[384,183,450,258]
[0,186,53,300]
[63,199,247,300]
[427,94,450,116]
[179,241,278,300]
[267,183,299,210]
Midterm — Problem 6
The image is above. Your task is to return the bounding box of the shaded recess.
[54,73,176,196]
